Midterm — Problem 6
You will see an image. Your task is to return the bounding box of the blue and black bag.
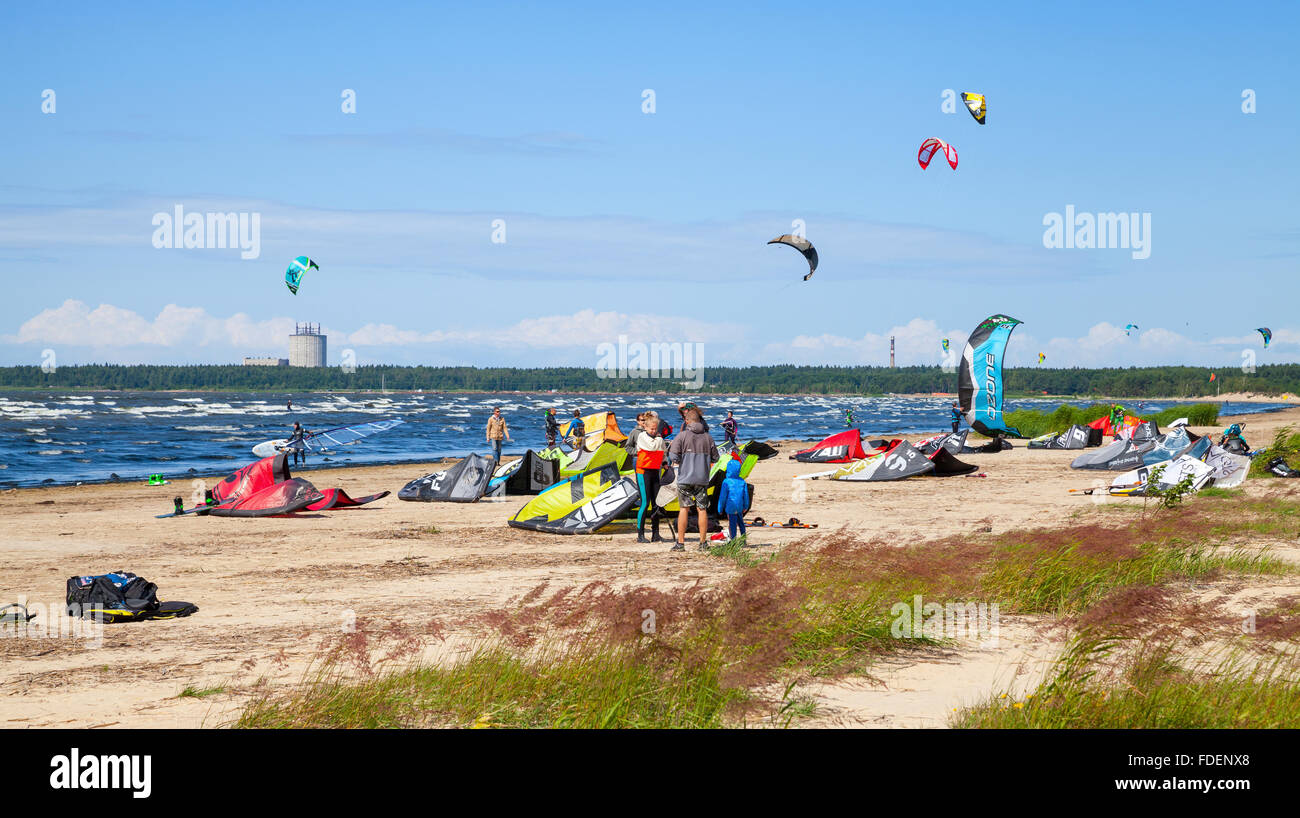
[66,572,198,623]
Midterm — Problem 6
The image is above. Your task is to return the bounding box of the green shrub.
[1001,403,1220,439]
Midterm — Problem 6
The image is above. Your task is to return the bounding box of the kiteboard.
[747,517,817,529]
[155,500,213,518]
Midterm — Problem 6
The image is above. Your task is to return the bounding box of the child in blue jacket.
[716,457,749,540]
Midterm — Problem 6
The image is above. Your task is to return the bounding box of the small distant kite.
[1038,352,1046,365]
[1209,372,1217,383]
[961,92,986,125]
[1257,327,1272,348]
[918,137,958,170]
[1124,323,1139,336]
[941,338,950,353]
[285,256,318,295]
[767,234,818,281]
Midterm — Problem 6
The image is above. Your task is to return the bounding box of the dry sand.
[3,407,1299,729]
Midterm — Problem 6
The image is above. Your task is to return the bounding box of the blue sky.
[1,1,1296,370]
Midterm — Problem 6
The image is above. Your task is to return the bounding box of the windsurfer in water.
[288,421,308,466]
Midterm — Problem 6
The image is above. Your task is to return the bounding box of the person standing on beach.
[625,412,647,459]
[486,406,511,463]
[668,404,718,552]
[544,408,559,449]
[950,402,963,434]
[1110,404,1126,440]
[568,410,586,451]
[721,410,739,448]
[634,413,667,543]
[288,421,309,467]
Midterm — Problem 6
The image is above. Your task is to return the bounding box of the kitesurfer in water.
[544,408,559,449]
[950,402,963,434]
[486,407,511,463]
[844,407,856,426]
[288,421,308,466]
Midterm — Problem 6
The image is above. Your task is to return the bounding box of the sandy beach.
[3,406,1298,729]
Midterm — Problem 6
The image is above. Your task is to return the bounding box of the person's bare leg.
[698,507,709,548]
[676,506,689,547]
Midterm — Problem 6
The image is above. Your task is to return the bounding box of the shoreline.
[2,386,1295,402]
[6,404,1296,493]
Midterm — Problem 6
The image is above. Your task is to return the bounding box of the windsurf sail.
[306,418,404,451]
[252,418,405,457]
[958,314,1023,438]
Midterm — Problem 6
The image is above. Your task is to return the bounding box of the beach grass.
[1001,402,1220,439]
[236,640,743,729]
[952,637,1300,729]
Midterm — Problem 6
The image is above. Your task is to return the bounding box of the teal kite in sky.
[1257,327,1272,348]
[285,256,318,295]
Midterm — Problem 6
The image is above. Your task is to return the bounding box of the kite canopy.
[486,450,560,497]
[918,137,958,170]
[1038,352,1046,365]
[1124,323,1139,336]
[958,314,1023,438]
[285,255,318,295]
[1028,424,1095,450]
[398,454,495,502]
[559,441,628,477]
[202,453,387,516]
[790,429,867,463]
[559,411,627,452]
[961,92,986,124]
[1109,455,1214,497]
[767,234,818,281]
[829,441,934,481]
[508,463,640,534]
[941,338,950,353]
[1257,327,1272,348]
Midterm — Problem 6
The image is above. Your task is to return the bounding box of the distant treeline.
[1,364,1297,397]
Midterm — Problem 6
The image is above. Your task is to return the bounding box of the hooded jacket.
[716,457,749,515]
[668,421,718,486]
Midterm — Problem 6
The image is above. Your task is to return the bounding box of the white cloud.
[5,302,1294,369]
[4,300,294,351]
[4,301,738,359]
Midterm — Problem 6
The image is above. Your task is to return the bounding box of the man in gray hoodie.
[668,403,718,551]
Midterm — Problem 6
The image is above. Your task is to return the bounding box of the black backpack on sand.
[66,572,198,623]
